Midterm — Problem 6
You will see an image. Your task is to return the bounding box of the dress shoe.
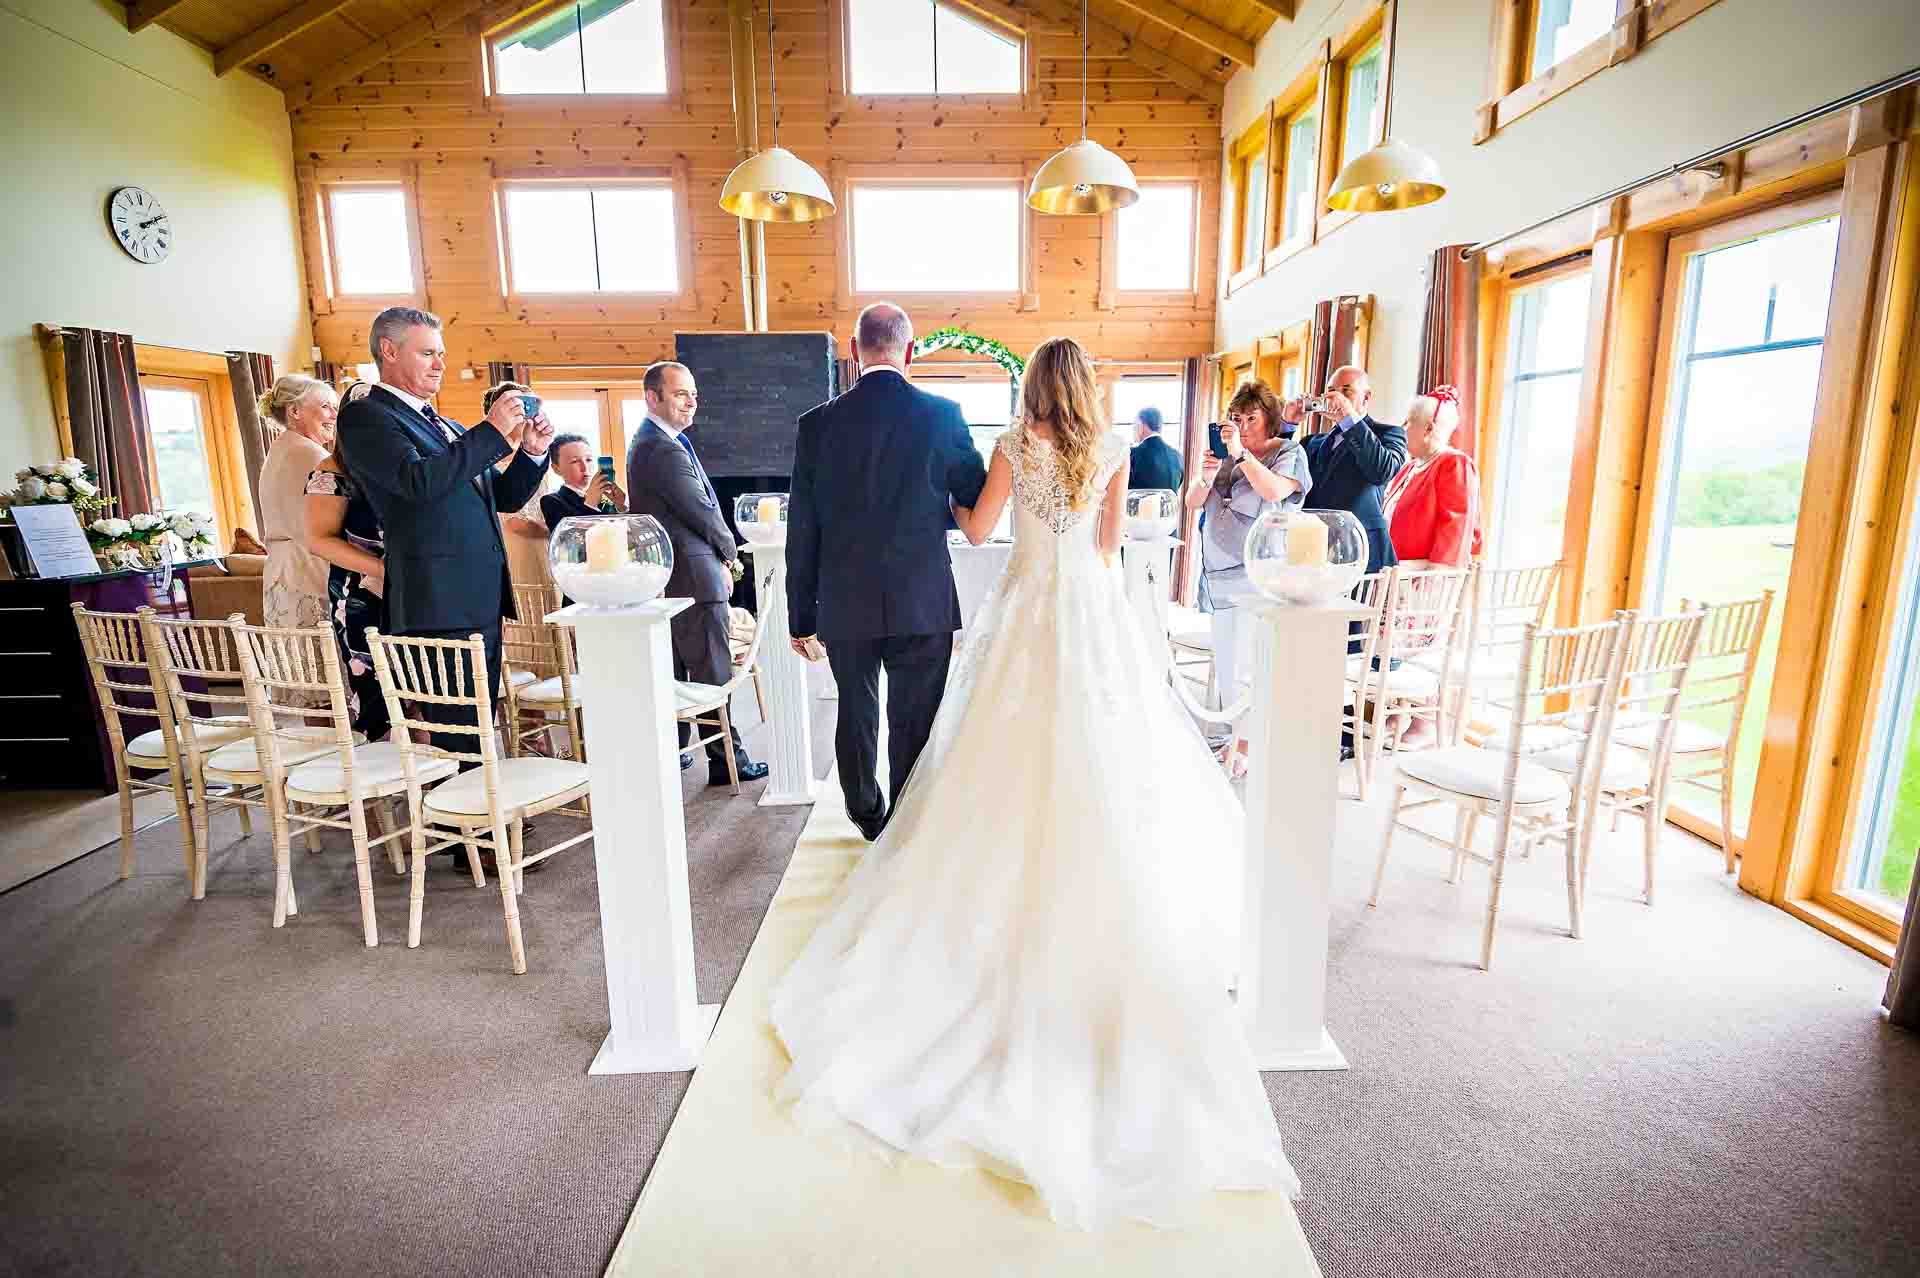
[680,752,694,771]
[709,756,769,785]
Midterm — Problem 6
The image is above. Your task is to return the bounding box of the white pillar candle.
[757,496,782,528]
[1286,516,1329,566]
[586,519,630,573]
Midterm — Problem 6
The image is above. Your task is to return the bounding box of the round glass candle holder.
[1242,507,1366,605]
[1124,488,1178,541]
[735,491,789,546]
[549,514,674,608]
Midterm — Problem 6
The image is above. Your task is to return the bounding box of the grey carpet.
[2,710,1916,1277]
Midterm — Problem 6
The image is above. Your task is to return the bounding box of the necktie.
[423,404,486,499]
[676,431,718,507]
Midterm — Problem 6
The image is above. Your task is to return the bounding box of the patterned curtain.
[225,352,277,521]
[1418,245,1482,461]
[1305,296,1366,436]
[315,359,344,388]
[1172,356,1212,606]
[60,328,155,517]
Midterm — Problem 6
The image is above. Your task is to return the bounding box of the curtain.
[61,328,155,517]
[1173,356,1212,606]
[225,352,276,522]
[1887,875,1920,1030]
[315,359,343,388]
[1305,296,1366,436]
[1418,244,1483,461]
[486,360,532,388]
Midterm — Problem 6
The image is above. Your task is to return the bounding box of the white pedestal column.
[1237,598,1371,1072]
[1119,535,1180,677]
[552,598,719,1075]
[742,542,815,807]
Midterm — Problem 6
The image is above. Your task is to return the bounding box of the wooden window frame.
[838,167,1031,308]
[308,167,428,311]
[1226,109,1272,295]
[1264,53,1331,271]
[1477,0,1727,144]
[828,0,1031,112]
[131,351,250,546]
[480,0,685,112]
[1317,2,1393,243]
[1101,176,1204,310]
[489,161,695,308]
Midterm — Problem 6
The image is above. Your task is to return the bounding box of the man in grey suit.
[625,360,767,786]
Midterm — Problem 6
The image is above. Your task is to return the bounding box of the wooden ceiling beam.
[1100,0,1254,67]
[290,0,491,105]
[1022,0,1223,103]
[123,1,191,33]
[214,0,354,77]
[945,0,1033,38]
[1242,0,1294,18]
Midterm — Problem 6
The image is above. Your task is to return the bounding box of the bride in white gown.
[770,337,1298,1229]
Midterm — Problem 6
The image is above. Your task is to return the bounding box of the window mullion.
[588,189,603,292]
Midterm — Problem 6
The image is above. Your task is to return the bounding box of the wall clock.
[107,186,171,264]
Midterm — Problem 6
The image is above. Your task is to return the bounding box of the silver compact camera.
[1302,395,1333,415]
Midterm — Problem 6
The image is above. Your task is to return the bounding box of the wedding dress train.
[770,428,1298,1229]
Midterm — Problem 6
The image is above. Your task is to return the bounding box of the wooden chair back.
[1493,615,1632,823]
[72,604,174,765]
[142,611,255,763]
[1673,590,1773,730]
[229,621,357,776]
[1616,608,1709,754]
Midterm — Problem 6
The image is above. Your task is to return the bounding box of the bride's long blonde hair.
[1017,337,1103,509]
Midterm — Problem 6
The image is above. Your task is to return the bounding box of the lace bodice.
[997,427,1127,539]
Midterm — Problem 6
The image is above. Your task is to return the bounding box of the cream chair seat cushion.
[1537,743,1653,792]
[517,674,584,707]
[507,668,538,690]
[422,757,591,820]
[284,741,459,803]
[1398,746,1571,805]
[674,680,733,714]
[203,727,364,782]
[1615,718,1726,754]
[124,716,252,768]
[1345,657,1444,699]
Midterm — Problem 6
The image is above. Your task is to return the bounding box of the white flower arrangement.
[85,508,215,571]
[4,458,109,519]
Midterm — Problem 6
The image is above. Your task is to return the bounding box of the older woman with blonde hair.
[256,373,339,632]
[1383,384,1480,568]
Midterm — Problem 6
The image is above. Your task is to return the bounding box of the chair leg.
[238,801,253,837]
[492,816,527,974]
[116,772,136,880]
[407,817,429,948]
[720,704,741,794]
[267,790,293,930]
[300,800,323,854]
[1369,785,1406,907]
[188,776,213,901]
[1719,757,1737,874]
[511,815,525,896]
[1564,817,1585,943]
[382,799,406,874]
[1457,810,1480,884]
[168,771,194,883]
[1481,830,1511,972]
[346,798,378,947]
[1447,806,1469,884]
[463,834,486,887]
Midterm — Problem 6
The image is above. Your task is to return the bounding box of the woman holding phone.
[1184,379,1311,774]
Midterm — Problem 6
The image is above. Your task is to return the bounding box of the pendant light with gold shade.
[1027,0,1140,215]
[720,0,835,222]
[1325,2,1445,213]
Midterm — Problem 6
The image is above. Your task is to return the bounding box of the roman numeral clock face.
[108,186,171,264]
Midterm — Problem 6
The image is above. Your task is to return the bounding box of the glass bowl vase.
[549,514,674,608]
[735,492,788,546]
[1124,488,1178,541]
[1243,507,1367,605]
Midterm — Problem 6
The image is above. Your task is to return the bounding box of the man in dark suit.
[336,306,552,755]
[1285,364,1408,573]
[1128,406,1184,492]
[787,303,988,842]
[625,360,768,786]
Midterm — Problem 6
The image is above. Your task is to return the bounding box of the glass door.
[1640,201,1842,842]
[1843,524,1920,922]
[1491,270,1591,567]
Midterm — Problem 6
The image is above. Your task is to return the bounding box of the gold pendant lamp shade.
[1322,0,1444,216]
[1325,138,1446,213]
[721,146,836,222]
[721,0,835,224]
[1028,0,1140,215]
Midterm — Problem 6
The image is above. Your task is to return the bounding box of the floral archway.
[912,327,1026,419]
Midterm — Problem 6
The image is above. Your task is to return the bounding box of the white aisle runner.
[605,770,1322,1278]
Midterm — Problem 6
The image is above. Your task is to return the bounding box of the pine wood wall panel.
[289,0,1222,415]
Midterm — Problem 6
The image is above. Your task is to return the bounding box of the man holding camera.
[1285,365,1407,573]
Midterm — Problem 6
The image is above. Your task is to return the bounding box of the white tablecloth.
[949,541,1012,630]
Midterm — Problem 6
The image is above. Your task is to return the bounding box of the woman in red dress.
[1383,385,1481,568]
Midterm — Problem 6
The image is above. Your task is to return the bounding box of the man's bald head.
[1327,364,1373,416]
[855,302,914,370]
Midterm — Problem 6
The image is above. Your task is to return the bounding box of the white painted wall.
[1216,0,1920,418]
[0,0,310,466]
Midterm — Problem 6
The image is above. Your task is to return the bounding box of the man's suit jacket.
[788,368,988,641]
[539,483,600,530]
[1300,415,1409,572]
[336,385,548,634]
[625,420,737,605]
[1129,434,1184,493]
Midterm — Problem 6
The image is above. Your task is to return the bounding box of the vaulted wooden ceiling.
[121,0,1288,104]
